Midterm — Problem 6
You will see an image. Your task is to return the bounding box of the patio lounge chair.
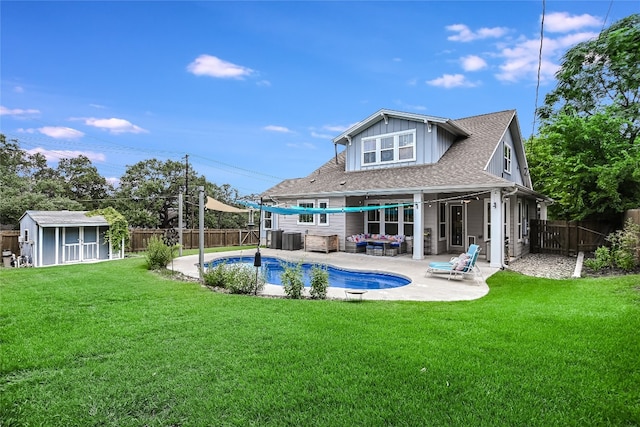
[425,244,481,281]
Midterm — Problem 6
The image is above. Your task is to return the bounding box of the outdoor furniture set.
[345,234,406,256]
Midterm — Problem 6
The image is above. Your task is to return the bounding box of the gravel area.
[506,253,578,279]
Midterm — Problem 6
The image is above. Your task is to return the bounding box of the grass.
[1,255,639,426]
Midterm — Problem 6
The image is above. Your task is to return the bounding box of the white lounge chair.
[425,244,481,281]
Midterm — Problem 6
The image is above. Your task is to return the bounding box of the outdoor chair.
[425,244,482,281]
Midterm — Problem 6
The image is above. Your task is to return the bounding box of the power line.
[531,0,546,139]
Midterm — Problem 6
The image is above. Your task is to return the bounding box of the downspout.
[501,187,518,268]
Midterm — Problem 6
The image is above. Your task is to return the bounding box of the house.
[19,210,125,267]
[258,109,550,268]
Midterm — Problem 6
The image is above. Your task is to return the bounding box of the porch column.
[538,202,548,220]
[490,189,503,268]
[38,226,43,268]
[413,193,423,260]
[55,227,59,266]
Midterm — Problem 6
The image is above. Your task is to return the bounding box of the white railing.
[83,242,98,260]
[64,243,80,262]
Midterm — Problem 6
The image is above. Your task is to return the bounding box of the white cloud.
[257,80,271,87]
[89,103,107,109]
[264,125,292,133]
[106,177,120,187]
[310,131,333,139]
[545,12,601,33]
[38,126,84,139]
[426,74,477,88]
[394,100,427,111]
[324,124,351,133]
[0,105,40,116]
[461,55,488,71]
[27,147,105,162]
[446,24,509,42]
[83,117,148,134]
[14,86,24,93]
[495,30,598,82]
[187,54,254,79]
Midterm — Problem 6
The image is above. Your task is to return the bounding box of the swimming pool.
[206,256,410,290]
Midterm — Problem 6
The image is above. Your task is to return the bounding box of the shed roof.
[21,211,109,227]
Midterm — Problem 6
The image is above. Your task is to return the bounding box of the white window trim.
[504,142,512,174]
[263,209,273,230]
[438,202,446,241]
[297,199,315,225]
[517,200,523,242]
[317,199,329,227]
[484,198,491,242]
[361,129,416,166]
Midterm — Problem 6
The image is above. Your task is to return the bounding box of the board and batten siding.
[344,117,453,172]
[274,197,348,250]
[486,127,525,186]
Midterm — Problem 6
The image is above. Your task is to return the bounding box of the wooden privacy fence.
[529,220,612,256]
[129,228,259,252]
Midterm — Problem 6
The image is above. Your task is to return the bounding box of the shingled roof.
[263,110,522,198]
[22,211,109,227]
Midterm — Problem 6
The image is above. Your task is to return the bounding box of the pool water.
[206,256,410,290]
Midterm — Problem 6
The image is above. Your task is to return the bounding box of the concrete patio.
[171,248,502,302]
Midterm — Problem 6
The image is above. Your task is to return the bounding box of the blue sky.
[2,1,638,196]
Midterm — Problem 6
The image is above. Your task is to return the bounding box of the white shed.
[19,210,125,267]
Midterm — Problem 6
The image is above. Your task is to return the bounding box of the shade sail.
[205,197,249,213]
[239,200,413,215]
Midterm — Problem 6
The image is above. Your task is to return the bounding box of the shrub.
[281,262,304,299]
[585,219,640,272]
[203,261,229,288]
[309,264,329,299]
[203,262,265,294]
[584,246,611,271]
[145,235,178,270]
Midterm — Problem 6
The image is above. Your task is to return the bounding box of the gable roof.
[263,109,538,199]
[333,108,470,145]
[21,211,109,227]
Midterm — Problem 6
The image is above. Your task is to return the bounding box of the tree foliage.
[529,14,640,221]
[0,135,82,226]
[1,134,248,230]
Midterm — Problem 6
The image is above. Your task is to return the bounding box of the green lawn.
[1,255,639,426]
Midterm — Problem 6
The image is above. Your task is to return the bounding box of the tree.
[57,156,112,210]
[115,159,194,228]
[0,135,82,227]
[529,14,640,221]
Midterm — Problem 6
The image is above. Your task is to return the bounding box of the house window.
[504,143,512,174]
[503,199,511,244]
[385,206,398,235]
[403,206,414,237]
[363,139,376,164]
[484,199,491,241]
[438,203,446,241]
[517,200,523,241]
[524,202,529,236]
[263,210,272,230]
[366,203,380,234]
[361,130,416,165]
[297,200,315,225]
[318,199,329,226]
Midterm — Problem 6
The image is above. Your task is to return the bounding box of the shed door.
[65,227,80,262]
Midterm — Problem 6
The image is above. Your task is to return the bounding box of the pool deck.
[171,248,502,301]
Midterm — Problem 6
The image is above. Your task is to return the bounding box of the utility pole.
[184,154,189,228]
